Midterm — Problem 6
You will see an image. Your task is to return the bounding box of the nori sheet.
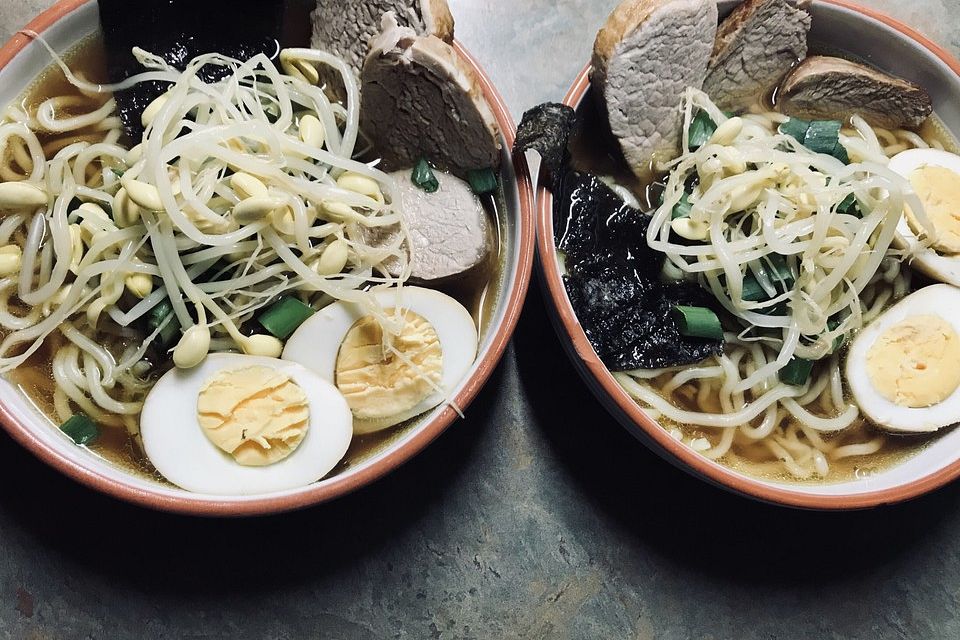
[554,170,723,371]
[97,0,287,141]
[514,103,576,188]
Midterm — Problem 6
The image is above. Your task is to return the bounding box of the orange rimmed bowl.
[536,0,960,510]
[0,0,535,516]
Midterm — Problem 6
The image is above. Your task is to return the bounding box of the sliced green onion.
[147,299,181,349]
[780,118,848,163]
[259,297,315,340]
[765,253,795,291]
[671,192,693,219]
[411,158,439,193]
[688,110,717,151]
[837,193,860,216]
[803,120,842,155]
[741,273,768,302]
[831,141,850,165]
[60,413,99,445]
[779,357,814,386]
[467,168,498,195]
[155,313,181,349]
[828,316,847,353]
[147,298,180,349]
[778,118,811,142]
[671,305,724,340]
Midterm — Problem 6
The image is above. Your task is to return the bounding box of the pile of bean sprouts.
[0,39,411,445]
[618,88,937,480]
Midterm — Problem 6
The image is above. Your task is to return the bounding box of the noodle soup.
[0,0,512,499]
[520,0,960,491]
[563,90,960,484]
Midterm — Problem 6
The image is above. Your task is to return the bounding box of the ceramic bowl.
[0,0,535,515]
[537,0,960,509]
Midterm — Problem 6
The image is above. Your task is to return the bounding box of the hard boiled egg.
[889,148,960,285]
[141,353,352,494]
[846,284,960,433]
[282,286,478,434]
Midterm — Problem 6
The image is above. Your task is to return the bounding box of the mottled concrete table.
[1,1,960,638]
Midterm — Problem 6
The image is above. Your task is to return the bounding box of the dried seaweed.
[565,266,724,371]
[514,103,576,188]
[554,170,658,276]
[553,169,723,371]
[98,0,287,140]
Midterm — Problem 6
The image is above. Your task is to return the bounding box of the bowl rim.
[0,0,536,516]
[536,0,960,510]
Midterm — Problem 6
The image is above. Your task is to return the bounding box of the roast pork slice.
[778,56,933,129]
[703,0,811,110]
[592,0,718,179]
[310,0,454,81]
[367,170,491,283]
[360,15,501,174]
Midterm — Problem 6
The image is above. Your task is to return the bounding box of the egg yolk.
[197,365,309,466]
[335,309,442,420]
[866,314,960,408]
[906,165,960,255]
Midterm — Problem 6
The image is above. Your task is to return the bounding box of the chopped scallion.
[778,118,811,142]
[671,305,724,340]
[60,413,99,445]
[411,158,439,193]
[831,141,850,165]
[780,118,849,164]
[803,120,842,155]
[688,110,717,151]
[259,297,315,340]
[779,357,814,386]
[147,299,181,349]
[828,316,847,353]
[671,192,693,219]
[764,253,795,291]
[837,193,860,216]
[741,273,768,302]
[467,168,498,195]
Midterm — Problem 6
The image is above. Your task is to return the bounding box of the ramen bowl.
[537,0,960,509]
[0,0,535,515]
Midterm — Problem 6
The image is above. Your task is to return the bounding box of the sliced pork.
[591,0,718,178]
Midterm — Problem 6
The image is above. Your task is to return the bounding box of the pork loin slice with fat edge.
[592,0,719,179]
[310,0,454,81]
[360,13,501,174]
[703,0,811,110]
[778,55,933,129]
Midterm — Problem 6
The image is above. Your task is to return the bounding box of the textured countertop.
[1,1,960,638]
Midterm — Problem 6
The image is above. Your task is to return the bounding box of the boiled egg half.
[889,148,960,285]
[141,353,352,494]
[846,284,960,433]
[282,286,478,434]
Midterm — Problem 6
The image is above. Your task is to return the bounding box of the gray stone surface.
[0,1,959,638]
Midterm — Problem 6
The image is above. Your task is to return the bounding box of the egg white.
[846,284,960,433]
[282,286,479,434]
[140,353,353,495]
[889,149,960,286]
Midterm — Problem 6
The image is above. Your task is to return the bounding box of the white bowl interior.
[0,2,526,504]
[556,1,960,500]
